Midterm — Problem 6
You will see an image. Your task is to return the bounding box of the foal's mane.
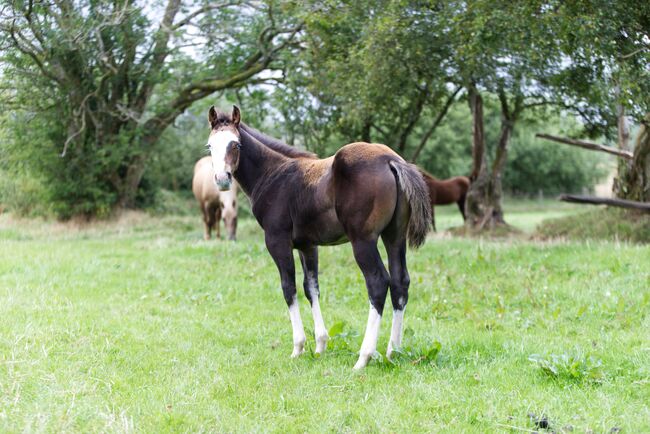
[240,122,317,159]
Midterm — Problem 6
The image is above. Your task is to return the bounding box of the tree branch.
[410,86,462,163]
[536,133,634,159]
[560,194,650,210]
[171,1,240,30]
[133,0,181,112]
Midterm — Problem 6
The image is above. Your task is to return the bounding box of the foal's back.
[424,174,470,205]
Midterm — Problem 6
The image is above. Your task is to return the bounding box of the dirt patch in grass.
[447,223,524,239]
[535,207,650,243]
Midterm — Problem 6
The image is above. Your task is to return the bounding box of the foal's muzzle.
[214,172,232,191]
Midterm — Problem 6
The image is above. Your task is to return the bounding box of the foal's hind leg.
[382,234,409,360]
[351,238,390,370]
[201,202,212,240]
[299,246,329,354]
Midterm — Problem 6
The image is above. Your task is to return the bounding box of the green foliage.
[327,321,360,354]
[529,352,604,384]
[388,341,443,367]
[2,0,648,218]
[503,124,608,196]
[1,109,123,218]
[0,1,299,217]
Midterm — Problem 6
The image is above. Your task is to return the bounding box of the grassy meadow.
[0,200,649,432]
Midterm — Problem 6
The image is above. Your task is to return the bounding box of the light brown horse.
[205,105,432,369]
[192,156,238,240]
[420,170,470,228]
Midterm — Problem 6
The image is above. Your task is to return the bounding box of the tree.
[619,114,650,202]
[279,0,460,158]
[537,0,650,203]
[446,1,562,229]
[0,0,300,216]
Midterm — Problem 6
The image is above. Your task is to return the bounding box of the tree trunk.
[116,154,148,209]
[464,86,516,230]
[613,101,633,196]
[617,113,650,202]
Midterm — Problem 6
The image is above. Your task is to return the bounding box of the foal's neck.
[234,129,288,197]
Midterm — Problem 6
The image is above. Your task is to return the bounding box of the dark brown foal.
[205,106,432,369]
[420,170,470,228]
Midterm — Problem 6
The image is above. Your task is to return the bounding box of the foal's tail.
[389,160,433,248]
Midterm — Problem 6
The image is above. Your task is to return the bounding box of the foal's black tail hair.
[389,160,432,248]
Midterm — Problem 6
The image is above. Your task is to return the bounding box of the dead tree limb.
[536,133,633,159]
[559,194,650,211]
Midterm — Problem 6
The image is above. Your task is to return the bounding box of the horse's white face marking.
[353,304,382,370]
[306,271,328,354]
[288,298,306,358]
[208,130,239,191]
[387,308,405,360]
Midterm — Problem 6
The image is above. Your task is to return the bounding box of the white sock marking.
[387,308,405,359]
[354,304,382,369]
[306,271,328,354]
[288,299,306,358]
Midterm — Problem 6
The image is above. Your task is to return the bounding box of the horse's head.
[207,105,241,191]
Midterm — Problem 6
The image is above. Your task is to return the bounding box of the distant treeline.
[0,1,646,218]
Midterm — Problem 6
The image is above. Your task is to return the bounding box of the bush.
[503,128,608,196]
[536,208,650,243]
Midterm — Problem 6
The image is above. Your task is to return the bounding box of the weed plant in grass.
[0,210,648,432]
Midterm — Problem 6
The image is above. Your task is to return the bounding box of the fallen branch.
[560,194,650,211]
[536,133,633,160]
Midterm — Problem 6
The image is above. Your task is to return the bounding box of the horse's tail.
[389,160,432,248]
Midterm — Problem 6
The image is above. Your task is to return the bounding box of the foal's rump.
[332,143,432,247]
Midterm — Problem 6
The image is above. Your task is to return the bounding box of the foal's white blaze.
[208,130,239,190]
[306,272,328,354]
[386,308,405,360]
[353,304,382,370]
[288,298,306,358]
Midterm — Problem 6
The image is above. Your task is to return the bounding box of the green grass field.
[1,202,649,432]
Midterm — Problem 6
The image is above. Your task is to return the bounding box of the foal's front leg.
[265,232,306,357]
[299,247,329,354]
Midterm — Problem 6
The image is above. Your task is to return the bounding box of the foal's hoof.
[291,347,304,358]
[386,343,395,361]
[315,333,329,355]
[353,354,371,370]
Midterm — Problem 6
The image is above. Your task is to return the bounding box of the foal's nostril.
[226,172,232,182]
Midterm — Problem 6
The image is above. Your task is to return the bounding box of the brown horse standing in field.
[206,105,432,369]
[420,170,470,227]
[193,156,238,240]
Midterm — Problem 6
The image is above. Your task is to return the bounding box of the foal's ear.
[232,105,241,127]
[208,106,218,126]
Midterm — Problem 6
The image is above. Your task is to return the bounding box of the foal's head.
[207,105,241,191]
